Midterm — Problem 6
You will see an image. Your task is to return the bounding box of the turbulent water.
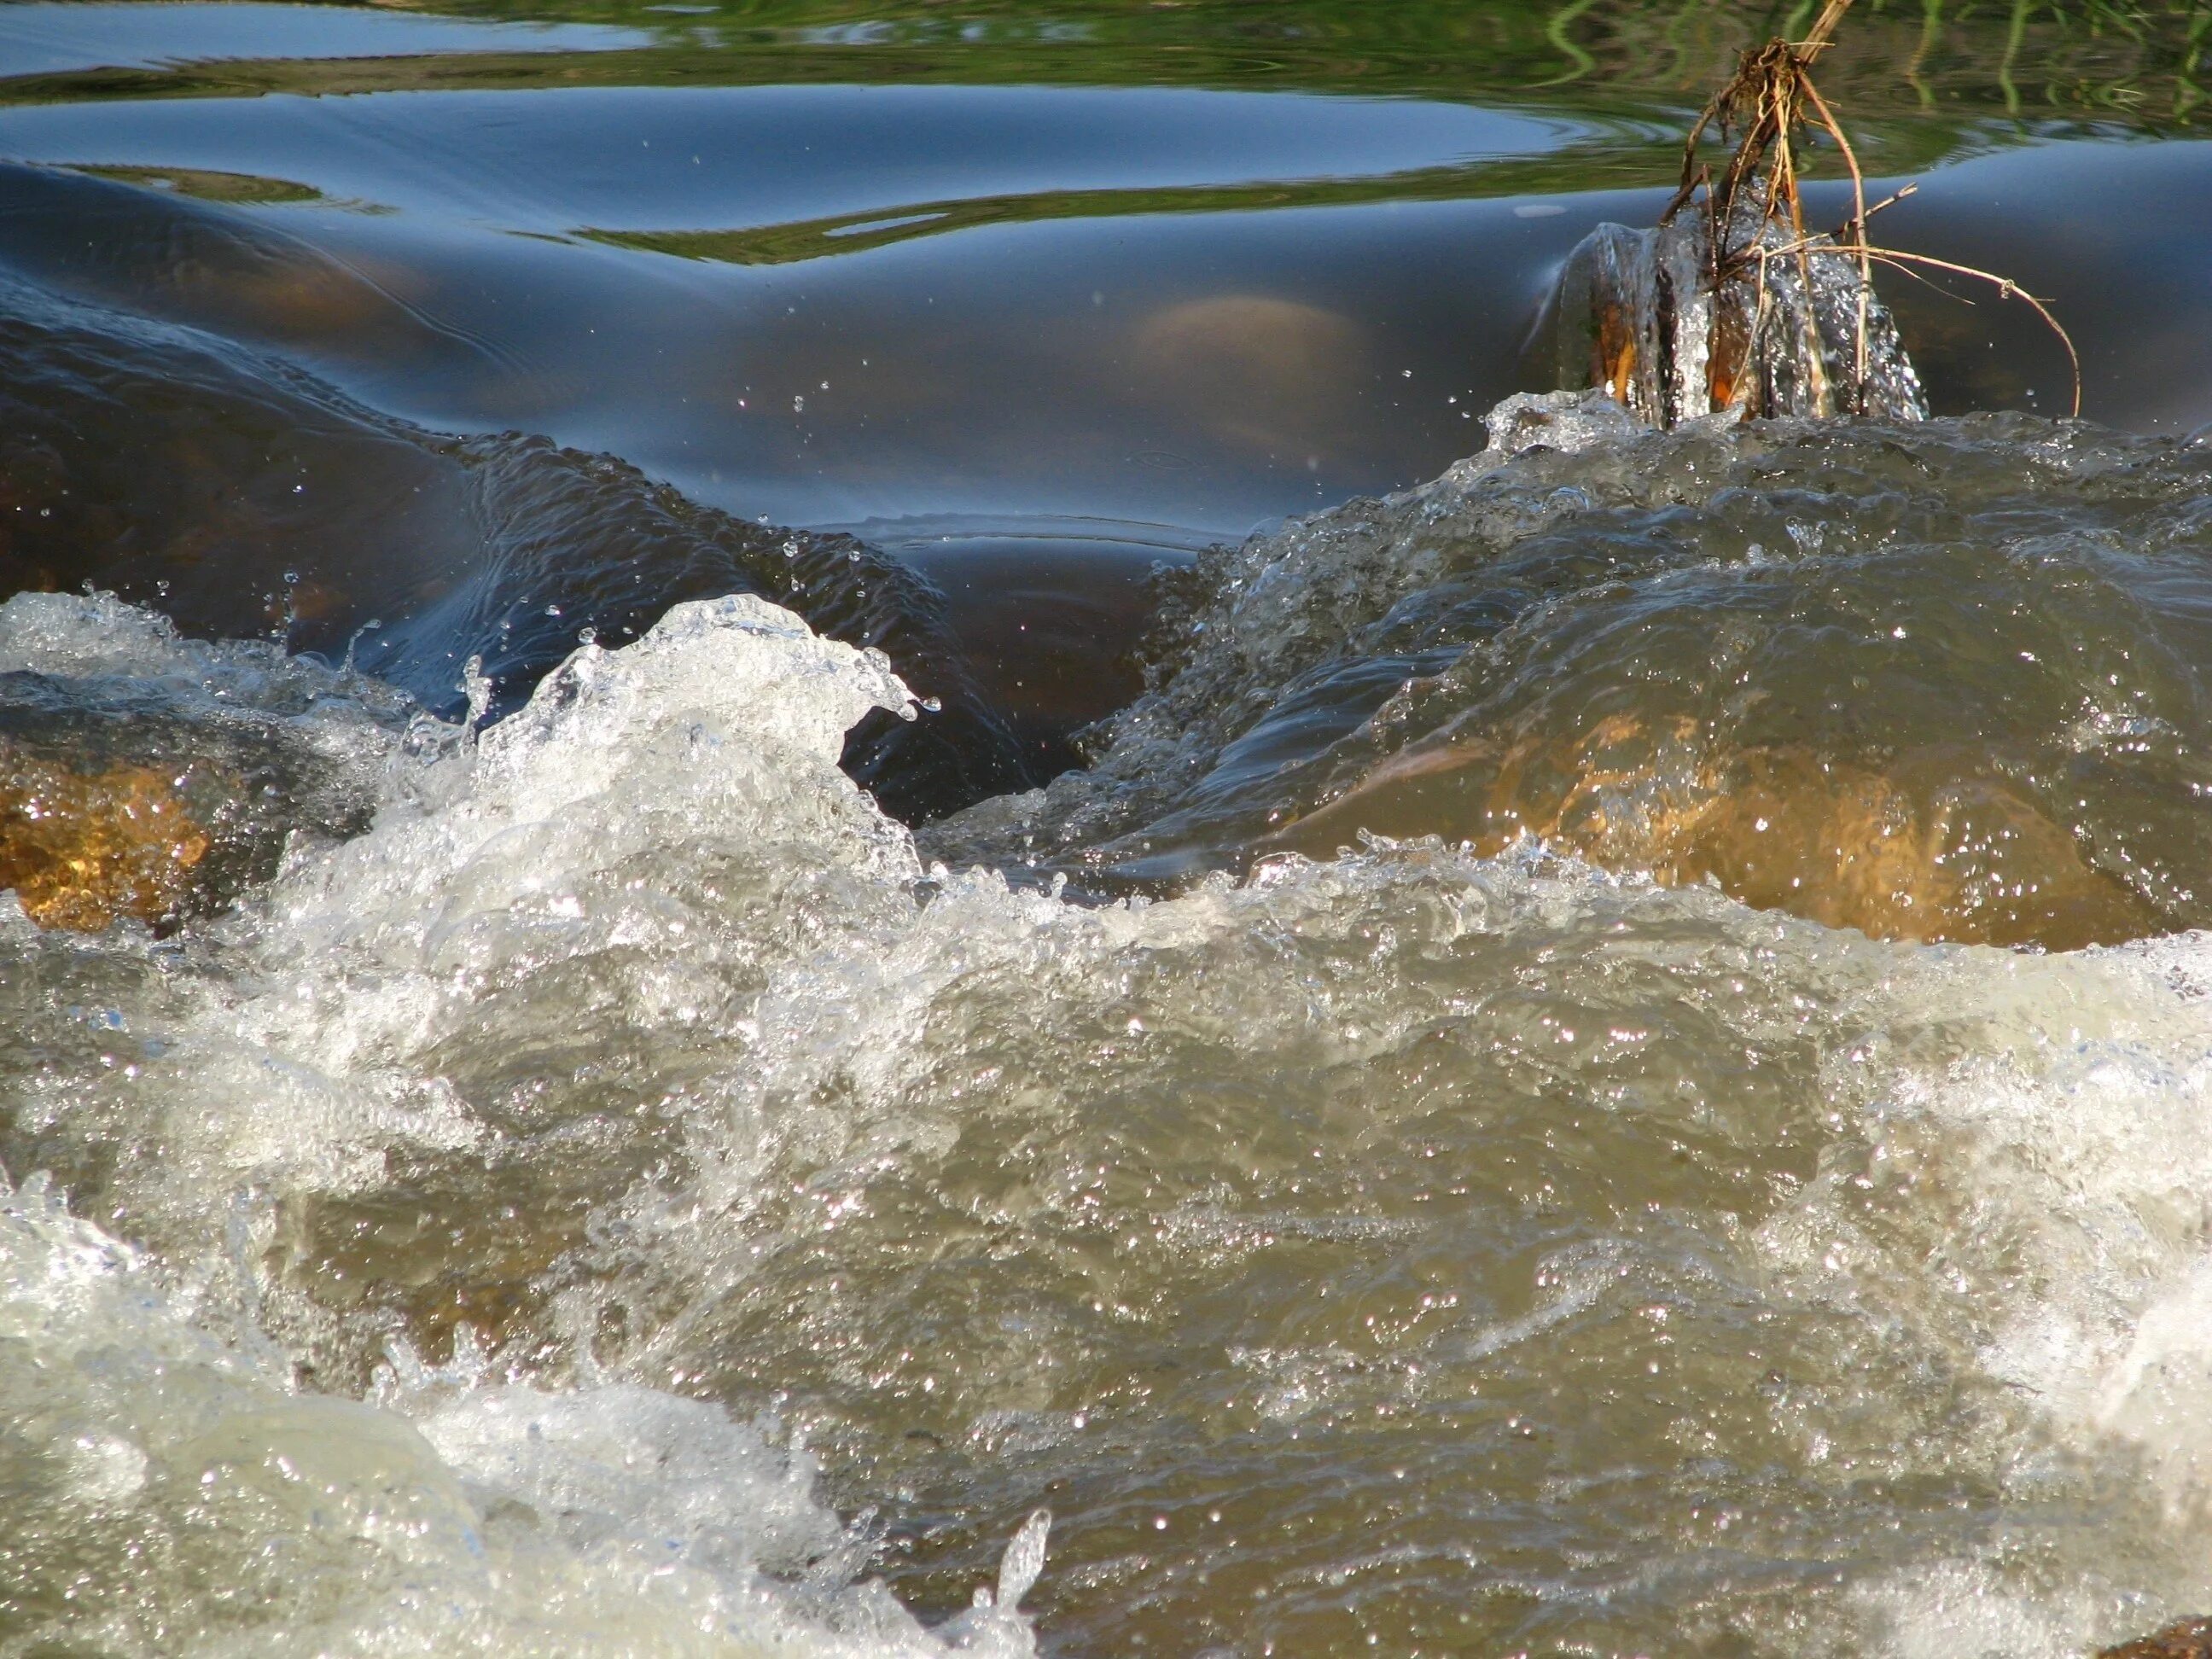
[9,384,2212,1655]
[937,397,2212,949]
[0,245,1032,823]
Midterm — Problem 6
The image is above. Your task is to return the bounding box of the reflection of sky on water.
[0,2,650,77]
[0,84,1581,230]
[1871,140,2212,434]
[0,79,1626,538]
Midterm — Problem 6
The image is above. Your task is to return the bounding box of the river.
[4,3,2212,1654]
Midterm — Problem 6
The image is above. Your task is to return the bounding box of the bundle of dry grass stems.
[1554,0,2078,426]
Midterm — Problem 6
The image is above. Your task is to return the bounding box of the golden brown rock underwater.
[0,747,212,932]
[1266,713,2157,951]
[2102,1619,2212,1659]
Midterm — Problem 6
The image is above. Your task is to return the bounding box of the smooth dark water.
[9,5,2212,1657]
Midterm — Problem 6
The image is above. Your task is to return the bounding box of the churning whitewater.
[10,399,2212,1654]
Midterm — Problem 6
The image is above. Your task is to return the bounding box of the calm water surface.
[7,3,2212,1655]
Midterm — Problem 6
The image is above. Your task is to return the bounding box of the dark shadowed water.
[6,3,2212,1655]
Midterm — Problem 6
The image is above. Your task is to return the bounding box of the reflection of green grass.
[0,0,2204,132]
[581,157,1674,265]
[71,164,323,204]
[573,84,2096,265]
[577,127,2027,266]
[367,0,2212,123]
[1540,0,1605,85]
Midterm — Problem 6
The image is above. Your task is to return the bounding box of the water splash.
[1551,194,1928,425]
[928,403,2212,948]
[7,410,2212,1653]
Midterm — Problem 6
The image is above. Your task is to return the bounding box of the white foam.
[0,587,413,725]
[27,595,927,1254]
[15,585,2212,1653]
[0,1167,1043,1658]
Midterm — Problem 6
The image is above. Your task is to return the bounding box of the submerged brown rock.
[0,601,395,935]
[1267,714,2156,950]
[0,748,212,931]
[2101,1619,2212,1659]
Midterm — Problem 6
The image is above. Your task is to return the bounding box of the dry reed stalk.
[1663,0,2081,416]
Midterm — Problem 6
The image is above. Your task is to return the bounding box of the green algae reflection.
[2,0,2205,132]
[69,165,323,206]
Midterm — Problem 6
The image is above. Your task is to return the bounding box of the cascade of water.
[1551,190,1929,425]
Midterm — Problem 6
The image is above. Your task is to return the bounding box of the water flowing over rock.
[0,259,1035,824]
[926,399,2212,950]
[9,405,2212,1656]
[1551,192,1928,426]
[0,593,406,930]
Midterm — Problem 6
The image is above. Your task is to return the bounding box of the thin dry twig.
[1796,68,1871,383]
[1660,0,1864,413]
[1755,237,2084,414]
[1838,181,1918,238]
